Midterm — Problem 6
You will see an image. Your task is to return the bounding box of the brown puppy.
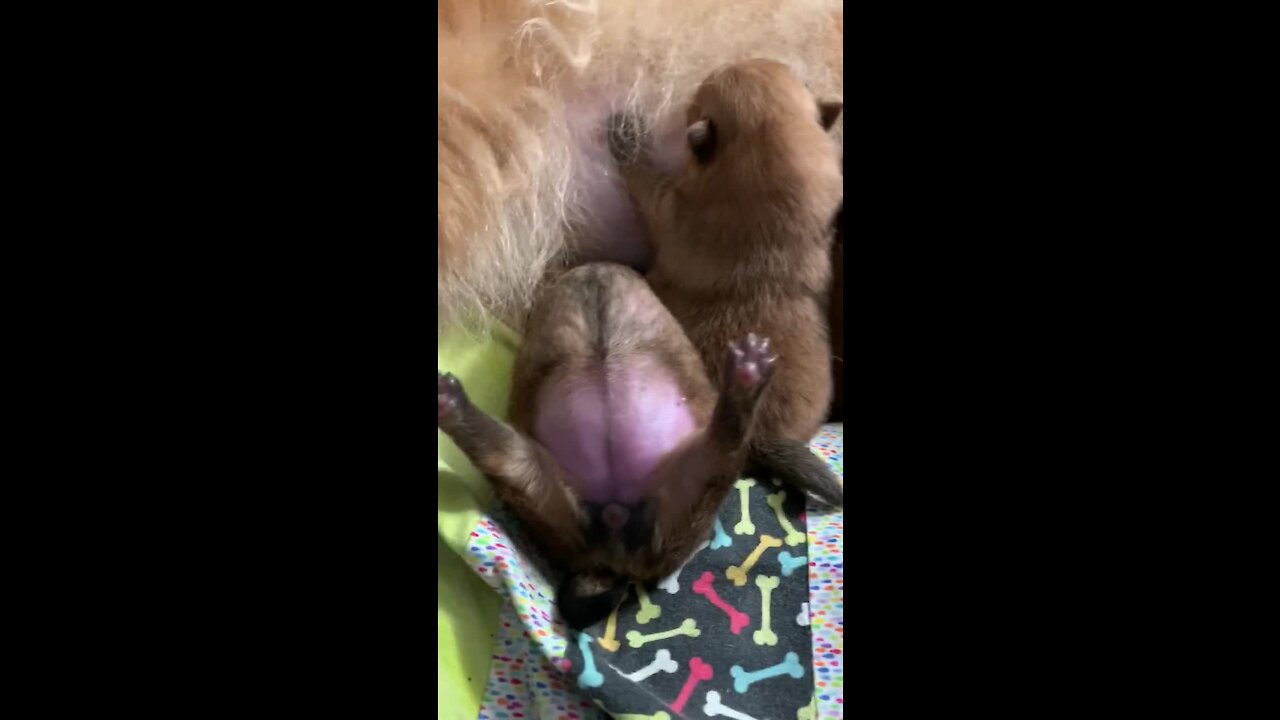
[609,59,844,507]
[438,263,775,628]
[437,0,843,332]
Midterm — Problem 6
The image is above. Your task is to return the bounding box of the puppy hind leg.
[438,372,587,547]
[648,335,778,566]
[706,333,778,452]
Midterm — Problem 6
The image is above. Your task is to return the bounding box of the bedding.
[438,323,521,719]
[439,327,843,720]
[461,427,844,720]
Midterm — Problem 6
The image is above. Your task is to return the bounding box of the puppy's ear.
[817,99,843,131]
[687,118,717,163]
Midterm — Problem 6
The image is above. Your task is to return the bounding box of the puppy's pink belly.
[534,363,696,503]
[533,381,612,502]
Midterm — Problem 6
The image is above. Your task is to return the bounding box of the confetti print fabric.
[807,425,844,719]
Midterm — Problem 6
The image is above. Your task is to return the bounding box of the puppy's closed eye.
[687,118,717,163]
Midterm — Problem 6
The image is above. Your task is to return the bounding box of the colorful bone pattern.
[778,551,807,577]
[711,517,733,549]
[626,618,699,648]
[635,583,662,624]
[581,472,817,714]
[753,575,780,646]
[733,479,756,534]
[730,651,805,692]
[692,571,750,634]
[767,491,807,546]
[467,424,843,720]
[704,690,761,720]
[599,604,621,652]
[670,657,713,714]
[727,534,783,586]
[577,631,603,688]
[619,648,679,682]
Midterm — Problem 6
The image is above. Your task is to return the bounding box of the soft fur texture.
[438,263,776,629]
[438,0,843,332]
[609,59,845,507]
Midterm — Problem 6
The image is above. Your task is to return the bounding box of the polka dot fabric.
[808,425,845,719]
[810,425,843,479]
[466,516,569,659]
[477,608,601,720]
[468,424,845,719]
[465,516,601,719]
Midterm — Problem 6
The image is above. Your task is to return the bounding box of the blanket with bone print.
[464,425,844,720]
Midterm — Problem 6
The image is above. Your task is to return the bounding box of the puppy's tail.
[751,439,844,508]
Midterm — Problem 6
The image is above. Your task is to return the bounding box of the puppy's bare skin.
[438,263,776,628]
[610,59,844,507]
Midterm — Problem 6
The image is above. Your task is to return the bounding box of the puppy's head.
[683,59,842,168]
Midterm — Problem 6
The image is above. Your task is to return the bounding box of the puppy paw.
[725,333,777,393]
[438,372,469,423]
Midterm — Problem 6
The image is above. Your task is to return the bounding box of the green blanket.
[437,322,520,720]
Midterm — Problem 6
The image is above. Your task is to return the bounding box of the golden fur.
[438,0,843,332]
[611,59,844,505]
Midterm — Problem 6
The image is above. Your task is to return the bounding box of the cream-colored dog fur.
[438,0,843,332]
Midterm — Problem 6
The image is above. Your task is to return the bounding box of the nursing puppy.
[438,0,843,332]
[609,59,844,507]
[438,263,775,628]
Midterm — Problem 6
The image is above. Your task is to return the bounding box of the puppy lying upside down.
[438,263,774,629]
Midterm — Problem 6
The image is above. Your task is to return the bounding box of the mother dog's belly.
[533,359,697,504]
[562,87,688,270]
